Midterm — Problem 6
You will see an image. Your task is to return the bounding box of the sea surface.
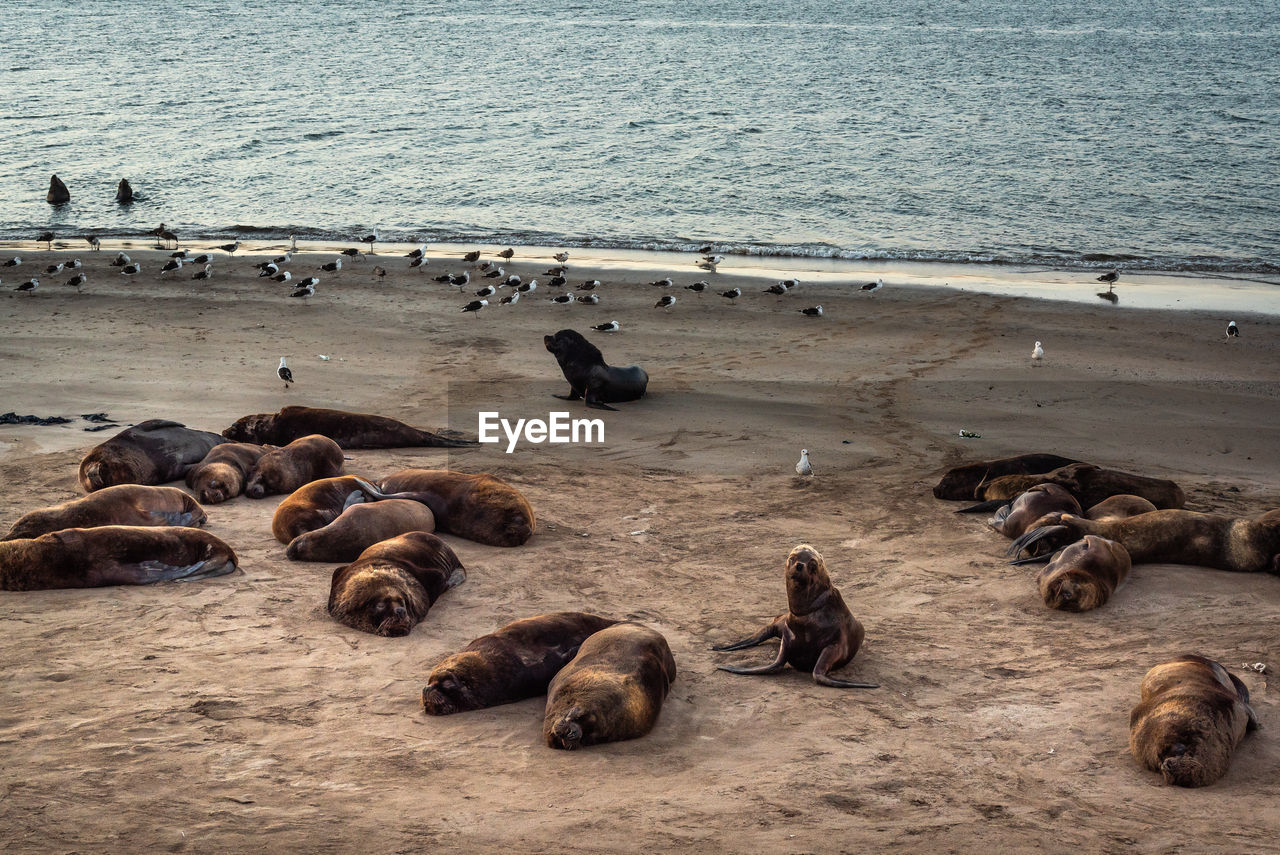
[2,0,1277,273]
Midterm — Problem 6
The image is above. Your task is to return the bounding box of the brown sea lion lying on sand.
[285,499,437,562]
[377,469,535,547]
[271,475,394,545]
[977,462,1185,510]
[1036,535,1132,612]
[3,485,205,541]
[185,442,268,504]
[326,532,464,636]
[222,404,473,448]
[934,453,1082,500]
[78,419,226,492]
[244,434,344,499]
[990,487,1157,540]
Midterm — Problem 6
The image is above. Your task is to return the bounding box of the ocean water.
[1,0,1277,273]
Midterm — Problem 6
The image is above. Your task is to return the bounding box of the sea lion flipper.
[957,499,1009,514]
[814,674,880,689]
[716,658,788,676]
[123,559,231,585]
[553,391,583,402]
[445,568,466,589]
[711,622,781,652]
[1007,524,1074,561]
[812,644,878,689]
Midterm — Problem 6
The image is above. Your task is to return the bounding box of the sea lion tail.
[131,558,237,584]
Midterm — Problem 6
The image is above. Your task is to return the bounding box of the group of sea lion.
[937,452,1273,787]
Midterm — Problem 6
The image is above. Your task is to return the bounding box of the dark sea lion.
[989,483,1082,539]
[222,404,473,448]
[285,499,436,562]
[271,475,395,544]
[713,544,878,689]
[2,485,206,541]
[933,453,1082,500]
[977,462,1185,510]
[1086,494,1158,521]
[377,468,535,547]
[543,622,676,750]
[1129,654,1258,787]
[422,612,620,715]
[326,532,465,636]
[185,442,268,504]
[543,329,649,411]
[1036,535,1132,611]
[0,525,237,591]
[78,419,227,493]
[244,434,344,499]
[1009,508,1280,574]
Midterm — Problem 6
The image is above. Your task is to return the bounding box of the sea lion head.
[420,654,487,715]
[243,466,278,500]
[1038,535,1130,612]
[785,544,834,614]
[544,329,603,365]
[221,413,269,443]
[190,462,243,505]
[327,564,429,637]
[546,704,591,750]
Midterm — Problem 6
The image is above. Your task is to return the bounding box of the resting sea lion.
[1086,494,1158,521]
[543,622,676,750]
[1129,654,1258,787]
[543,329,649,411]
[326,532,465,636]
[933,453,1082,500]
[977,462,1185,510]
[185,442,268,504]
[713,544,878,689]
[989,483,1081,539]
[222,404,473,448]
[3,485,206,541]
[271,475,395,544]
[377,468,535,547]
[1009,508,1280,574]
[0,525,237,591]
[285,499,437,562]
[422,612,620,715]
[244,434,344,499]
[1037,535,1132,611]
[78,419,227,492]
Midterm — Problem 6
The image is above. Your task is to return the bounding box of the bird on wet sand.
[685,281,707,292]
[67,272,87,291]
[2,256,19,268]
[1097,270,1119,288]
[341,248,363,259]
[218,240,239,255]
[360,231,378,252]
[111,252,130,267]
[1032,341,1044,363]
[278,357,293,389]
[193,265,213,281]
[655,294,676,309]
[84,236,100,251]
[554,251,570,263]
[16,278,38,292]
[497,247,515,260]
[721,288,741,300]
[1227,321,1240,340]
[860,279,883,293]
[576,293,599,304]
[550,294,574,304]
[38,231,54,249]
[795,449,813,477]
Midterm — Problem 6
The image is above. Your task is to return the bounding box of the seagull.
[271,270,292,283]
[655,294,676,309]
[593,320,620,332]
[289,234,298,253]
[502,273,521,288]
[320,259,342,272]
[409,255,428,269]
[120,263,141,276]
[499,291,520,306]
[697,258,720,271]
[553,251,570,263]
[38,231,55,249]
[484,266,504,279]
[576,293,599,304]
[650,277,673,288]
[2,256,19,267]
[433,272,453,283]
[461,299,488,314]
[475,285,496,298]
[278,357,293,388]
[405,245,427,260]
[697,244,713,254]
[1032,341,1044,363]
[66,258,81,270]
[463,250,481,262]
[45,262,64,275]
[780,278,800,289]
[516,279,538,293]
[341,247,363,259]
[545,266,568,276]
[800,305,824,317]
[270,251,292,266]
[15,277,38,292]
[550,294,574,304]
[193,265,213,281]
[449,271,470,288]
[548,276,567,288]
[685,281,707,292]
[160,258,183,275]
[1097,270,1119,287]
[85,236,101,251]
[190,253,213,265]
[158,230,178,249]
[290,281,316,299]
[860,279,883,293]
[1227,321,1239,340]
[702,254,724,265]
[170,249,189,259]
[497,247,515,260]
[372,266,387,279]
[66,272,87,291]
[479,260,496,272]
[581,279,601,290]
[111,252,129,267]
[721,288,742,300]
[795,449,813,477]
[218,240,239,254]
[259,262,280,277]
[294,276,319,289]
[360,230,378,252]
[763,283,788,295]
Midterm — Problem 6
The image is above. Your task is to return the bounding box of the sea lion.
[1036,535,1132,611]
[271,475,396,544]
[543,622,676,750]
[377,468,535,547]
[244,434,344,499]
[977,462,1185,510]
[989,483,1082,539]
[2,485,206,541]
[222,405,473,448]
[933,453,1083,501]
[326,532,465,636]
[543,329,649,411]
[422,612,620,715]
[1086,494,1158,521]
[1009,508,1280,574]
[0,525,237,591]
[713,544,878,689]
[185,442,268,504]
[285,499,436,562]
[78,419,227,492]
[1129,654,1258,787]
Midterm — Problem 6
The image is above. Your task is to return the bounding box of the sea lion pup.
[185,442,268,504]
[222,404,473,448]
[78,419,227,492]
[326,532,465,636]
[2,485,206,541]
[1036,535,1132,611]
[933,453,1082,501]
[713,544,878,689]
[0,525,237,591]
[422,612,620,715]
[377,469,535,547]
[1129,654,1258,788]
[977,462,1185,510]
[244,434,344,499]
[989,483,1082,539]
[271,475,396,544]
[1009,508,1280,574]
[543,622,676,750]
[543,329,649,411]
[285,499,437,562]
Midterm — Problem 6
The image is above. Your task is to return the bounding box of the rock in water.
[115,178,133,204]
[46,174,70,204]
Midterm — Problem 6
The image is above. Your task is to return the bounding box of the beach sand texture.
[2,245,1279,852]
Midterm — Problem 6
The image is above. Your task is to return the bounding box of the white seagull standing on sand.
[554,251,570,263]
[2,256,19,268]
[15,278,38,292]
[66,272,87,291]
[193,265,213,281]
[461,299,488,314]
[85,236,101,251]
[1097,270,1119,288]
[405,244,427,260]
[593,320,620,332]
[655,294,676,309]
[290,280,316,299]
[1227,321,1239,340]
[796,449,813,477]
[861,278,884,293]
[160,258,183,275]
[1032,341,1044,363]
[110,252,129,267]
[190,253,213,265]
[685,281,707,292]
[278,357,293,388]
[721,287,742,300]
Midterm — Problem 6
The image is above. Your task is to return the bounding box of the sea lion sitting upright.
[185,442,268,504]
[78,419,227,493]
[543,329,649,411]
[1036,535,1132,612]
[543,622,676,750]
[3,485,206,541]
[0,526,237,591]
[284,499,437,562]
[1129,654,1258,787]
[713,544,878,689]
[327,532,465,636]
[977,462,1185,510]
[933,453,1083,501]
[422,612,620,715]
[989,483,1082,539]
[222,405,473,448]
[244,434,344,499]
[271,475,396,545]
[377,468,535,547]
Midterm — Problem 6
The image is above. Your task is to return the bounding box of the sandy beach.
[2,242,1278,853]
